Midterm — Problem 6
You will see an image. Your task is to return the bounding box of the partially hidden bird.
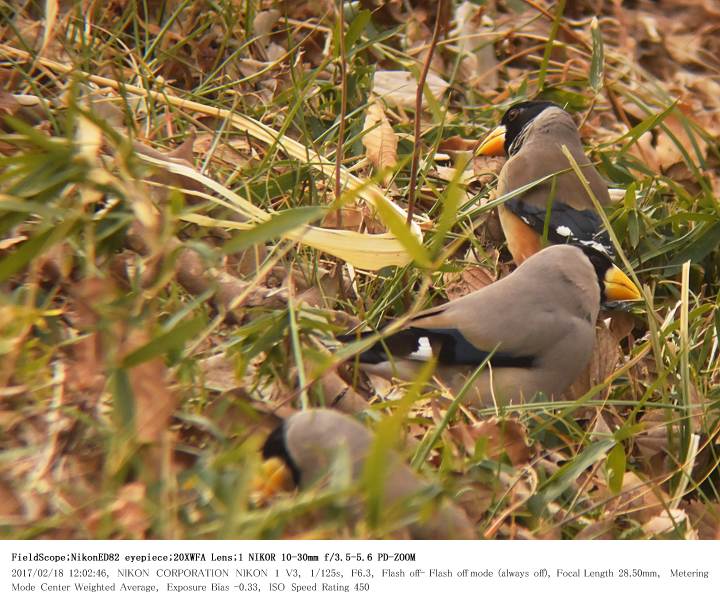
[259,409,475,539]
[341,245,641,407]
[477,101,613,264]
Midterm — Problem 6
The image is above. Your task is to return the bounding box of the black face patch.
[262,424,301,486]
[501,101,559,156]
[574,245,615,303]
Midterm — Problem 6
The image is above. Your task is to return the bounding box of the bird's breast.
[498,205,543,264]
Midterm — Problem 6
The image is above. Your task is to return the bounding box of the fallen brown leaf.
[321,206,365,230]
[564,322,621,400]
[443,264,495,300]
[85,482,150,538]
[0,479,22,518]
[451,1,499,91]
[642,508,696,538]
[361,101,398,185]
[467,418,532,465]
[604,472,670,523]
[438,135,479,152]
[120,330,178,443]
[372,70,449,109]
[685,500,720,540]
[575,519,616,539]
[471,154,505,186]
[253,9,281,38]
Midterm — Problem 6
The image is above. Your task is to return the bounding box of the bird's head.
[576,245,642,304]
[477,100,560,157]
[255,410,371,500]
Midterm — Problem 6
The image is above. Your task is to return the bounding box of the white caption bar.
[1,540,717,605]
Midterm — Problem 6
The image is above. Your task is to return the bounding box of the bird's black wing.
[506,197,613,256]
[339,327,534,368]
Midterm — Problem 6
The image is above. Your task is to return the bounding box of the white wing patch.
[555,225,612,255]
[408,336,433,361]
[580,239,611,254]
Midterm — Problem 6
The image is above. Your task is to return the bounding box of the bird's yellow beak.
[476,125,507,156]
[604,265,642,302]
[251,458,293,503]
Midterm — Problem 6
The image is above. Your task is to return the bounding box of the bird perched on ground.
[477,101,613,264]
[259,409,474,539]
[341,245,641,407]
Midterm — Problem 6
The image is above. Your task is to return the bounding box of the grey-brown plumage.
[345,245,640,406]
[262,409,474,539]
[479,102,612,264]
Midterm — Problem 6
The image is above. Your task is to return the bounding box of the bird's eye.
[507,108,519,121]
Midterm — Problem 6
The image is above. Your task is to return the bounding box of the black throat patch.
[574,244,615,304]
[262,424,301,486]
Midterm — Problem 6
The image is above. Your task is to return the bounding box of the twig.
[406,0,445,225]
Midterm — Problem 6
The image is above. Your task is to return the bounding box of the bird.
[340,245,641,407]
[259,409,474,539]
[476,101,613,265]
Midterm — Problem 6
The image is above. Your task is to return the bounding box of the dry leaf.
[0,90,21,117]
[451,1,499,91]
[120,331,178,443]
[607,309,636,342]
[198,353,239,392]
[315,371,369,413]
[676,71,720,116]
[192,134,251,168]
[471,155,505,186]
[664,31,706,68]
[65,279,113,405]
[456,481,495,521]
[39,0,59,57]
[0,480,22,518]
[631,131,661,174]
[405,14,446,76]
[575,519,616,539]
[438,135,479,152]
[605,472,669,523]
[642,508,696,538]
[253,9,280,37]
[134,138,205,205]
[654,111,709,171]
[320,206,364,230]
[85,482,150,538]
[0,235,28,250]
[372,70,449,109]
[467,418,532,465]
[685,500,720,539]
[75,114,103,165]
[564,322,621,400]
[266,42,286,63]
[361,101,398,184]
[434,165,475,184]
[443,265,495,300]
